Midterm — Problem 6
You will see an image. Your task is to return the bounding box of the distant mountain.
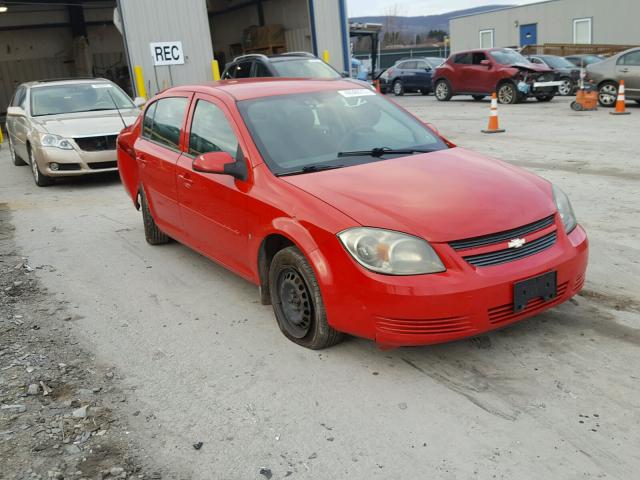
[350,5,514,34]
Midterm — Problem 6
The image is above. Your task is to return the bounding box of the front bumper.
[318,222,588,347]
[532,80,564,91]
[34,145,118,177]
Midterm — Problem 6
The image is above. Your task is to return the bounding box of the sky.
[348,0,541,17]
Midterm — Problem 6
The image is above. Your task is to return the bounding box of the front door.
[616,50,640,97]
[135,95,191,240]
[520,24,538,47]
[176,95,252,278]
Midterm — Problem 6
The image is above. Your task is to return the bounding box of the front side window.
[143,97,188,150]
[254,61,272,77]
[271,59,341,79]
[189,100,239,157]
[30,82,134,117]
[238,89,447,176]
[471,52,487,65]
[573,18,592,44]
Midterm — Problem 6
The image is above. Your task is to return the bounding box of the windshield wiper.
[278,164,345,176]
[337,147,436,158]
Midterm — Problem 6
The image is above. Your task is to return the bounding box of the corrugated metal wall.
[119,0,215,97]
[311,0,348,71]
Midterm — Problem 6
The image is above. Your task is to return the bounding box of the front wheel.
[269,247,343,349]
[536,95,555,102]
[434,80,452,101]
[393,80,404,96]
[28,146,53,187]
[598,81,618,108]
[557,78,574,96]
[497,83,518,104]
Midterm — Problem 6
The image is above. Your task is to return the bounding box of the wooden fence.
[521,43,637,57]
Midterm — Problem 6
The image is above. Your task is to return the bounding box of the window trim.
[573,17,592,44]
[479,29,494,49]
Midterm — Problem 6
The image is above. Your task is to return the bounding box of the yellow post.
[211,59,221,81]
[322,50,330,63]
[134,65,147,100]
[0,127,3,145]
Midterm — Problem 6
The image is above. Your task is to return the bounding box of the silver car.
[586,47,640,107]
[6,78,142,186]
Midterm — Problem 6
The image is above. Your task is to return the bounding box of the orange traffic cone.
[610,80,631,115]
[482,93,505,133]
[373,79,382,93]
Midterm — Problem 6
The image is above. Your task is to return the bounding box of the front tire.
[434,79,452,101]
[497,82,518,104]
[557,77,574,96]
[393,80,404,96]
[598,81,618,108]
[140,190,170,245]
[269,247,343,349]
[28,145,53,187]
[9,137,27,166]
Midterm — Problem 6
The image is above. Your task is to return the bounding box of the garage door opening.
[0,0,129,119]
[207,0,315,72]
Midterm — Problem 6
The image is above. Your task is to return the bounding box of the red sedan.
[117,79,588,349]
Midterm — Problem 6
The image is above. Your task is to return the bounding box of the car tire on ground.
[28,145,53,187]
[472,95,486,101]
[9,137,27,166]
[269,246,343,350]
[393,80,405,96]
[497,82,518,104]
[140,189,171,245]
[434,79,452,101]
[536,95,555,102]
[598,81,618,108]
[557,77,574,96]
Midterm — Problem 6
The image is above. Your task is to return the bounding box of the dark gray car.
[586,47,640,107]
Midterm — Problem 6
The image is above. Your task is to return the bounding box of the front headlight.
[41,134,74,150]
[338,227,446,275]
[553,185,577,233]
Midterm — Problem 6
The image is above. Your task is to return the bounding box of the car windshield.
[425,58,444,68]
[489,49,531,65]
[271,59,341,79]
[542,56,575,69]
[31,82,135,117]
[238,89,448,175]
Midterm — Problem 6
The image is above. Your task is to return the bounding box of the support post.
[134,65,147,100]
[211,59,221,80]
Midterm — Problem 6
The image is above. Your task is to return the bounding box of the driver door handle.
[620,68,630,73]
[178,173,193,189]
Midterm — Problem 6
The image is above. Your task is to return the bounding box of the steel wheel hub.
[600,85,617,105]
[559,80,572,95]
[277,268,312,338]
[498,86,513,103]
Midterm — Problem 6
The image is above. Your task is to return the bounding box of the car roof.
[24,78,111,89]
[162,78,368,101]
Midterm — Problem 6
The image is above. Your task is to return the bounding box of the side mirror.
[480,59,491,67]
[192,151,247,181]
[6,106,26,117]
[425,67,432,72]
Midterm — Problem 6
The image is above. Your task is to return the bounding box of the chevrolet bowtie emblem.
[508,238,526,249]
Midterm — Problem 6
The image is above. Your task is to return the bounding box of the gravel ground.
[1,95,639,479]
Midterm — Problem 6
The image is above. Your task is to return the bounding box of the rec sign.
[150,41,185,66]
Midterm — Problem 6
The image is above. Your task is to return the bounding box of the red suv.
[433,48,563,104]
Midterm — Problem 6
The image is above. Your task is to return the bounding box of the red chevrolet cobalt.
[117,79,588,349]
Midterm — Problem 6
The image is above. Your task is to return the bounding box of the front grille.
[87,161,117,170]
[450,215,555,251]
[462,231,557,267]
[74,135,117,152]
[488,281,568,325]
[376,315,474,336]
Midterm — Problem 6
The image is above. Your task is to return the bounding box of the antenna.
[105,87,128,131]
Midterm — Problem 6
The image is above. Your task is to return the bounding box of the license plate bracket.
[513,271,557,312]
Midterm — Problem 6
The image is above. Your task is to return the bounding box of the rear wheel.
[497,83,518,104]
[598,81,618,108]
[434,79,452,101]
[536,95,554,102]
[393,80,405,96]
[472,95,486,101]
[269,246,343,349]
[557,77,574,96]
[9,137,27,166]
[28,145,53,187]
[140,190,170,245]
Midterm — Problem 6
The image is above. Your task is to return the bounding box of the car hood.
[509,62,553,73]
[34,109,140,137]
[281,148,556,243]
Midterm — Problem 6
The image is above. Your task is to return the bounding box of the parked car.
[433,48,563,104]
[565,54,606,68]
[585,47,640,107]
[6,78,142,186]
[378,57,441,96]
[117,78,588,349]
[221,52,342,80]
[527,55,581,96]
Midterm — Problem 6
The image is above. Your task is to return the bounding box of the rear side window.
[619,51,640,66]
[142,97,188,150]
[454,53,472,64]
[400,61,417,69]
[189,100,239,157]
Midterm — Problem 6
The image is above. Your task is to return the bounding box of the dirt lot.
[1,95,639,480]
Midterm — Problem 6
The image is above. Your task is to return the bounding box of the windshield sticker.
[91,84,112,89]
[309,59,323,63]
[338,89,376,98]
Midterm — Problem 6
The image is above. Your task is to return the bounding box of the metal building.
[0,0,350,116]
[450,0,640,52]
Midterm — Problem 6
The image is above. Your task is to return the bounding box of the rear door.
[616,50,640,98]
[450,52,472,91]
[399,61,418,88]
[135,95,192,240]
